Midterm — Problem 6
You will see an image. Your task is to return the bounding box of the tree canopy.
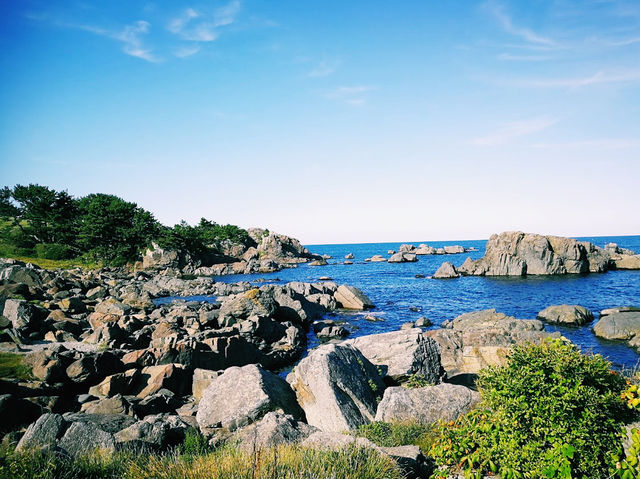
[0,184,251,266]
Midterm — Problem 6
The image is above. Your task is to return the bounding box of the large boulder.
[217,289,277,327]
[231,412,318,452]
[425,309,554,377]
[3,299,46,329]
[196,364,303,433]
[456,232,599,276]
[345,329,441,384]
[593,311,640,349]
[333,285,374,310]
[375,384,479,424]
[287,343,385,432]
[388,252,418,263]
[433,262,460,279]
[114,414,190,450]
[537,305,594,325]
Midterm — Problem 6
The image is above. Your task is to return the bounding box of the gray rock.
[425,309,554,377]
[457,232,597,276]
[232,412,318,452]
[57,420,115,456]
[196,364,303,433]
[537,305,594,325]
[17,413,67,451]
[601,306,640,316]
[388,252,418,263]
[375,383,479,424]
[287,343,384,432]
[192,368,220,402]
[593,311,640,341]
[443,245,465,254]
[114,414,189,450]
[217,289,277,327]
[414,317,432,328]
[366,255,387,262]
[345,329,441,384]
[433,262,460,279]
[334,285,374,310]
[3,299,45,329]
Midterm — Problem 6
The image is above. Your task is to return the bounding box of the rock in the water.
[287,343,384,432]
[366,255,387,262]
[196,364,303,433]
[345,329,441,384]
[433,262,460,279]
[345,253,355,259]
[537,305,594,325]
[232,412,318,452]
[388,252,418,263]
[334,285,374,310]
[414,317,432,328]
[593,311,640,348]
[456,232,599,276]
[375,383,479,424]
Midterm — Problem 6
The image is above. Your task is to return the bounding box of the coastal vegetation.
[0,184,252,267]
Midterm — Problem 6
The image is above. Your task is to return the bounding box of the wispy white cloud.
[498,53,551,61]
[168,1,241,43]
[472,117,558,146]
[308,59,340,78]
[174,45,201,58]
[324,85,377,105]
[506,70,640,88]
[531,138,640,149]
[485,1,555,46]
[68,20,159,62]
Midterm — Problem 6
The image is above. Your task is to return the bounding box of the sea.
[179,235,640,370]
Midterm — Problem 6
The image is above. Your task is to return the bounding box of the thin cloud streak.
[324,85,377,106]
[498,53,551,61]
[485,1,555,46]
[472,117,558,146]
[68,20,159,62]
[506,70,640,88]
[531,139,640,149]
[307,59,340,77]
[167,1,241,42]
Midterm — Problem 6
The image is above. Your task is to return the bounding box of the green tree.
[8,184,77,246]
[77,193,160,265]
[0,187,19,218]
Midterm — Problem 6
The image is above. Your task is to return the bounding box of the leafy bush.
[355,421,436,452]
[430,339,631,479]
[403,373,433,389]
[34,243,74,260]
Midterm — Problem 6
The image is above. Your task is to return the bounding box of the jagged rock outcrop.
[425,309,556,377]
[345,329,442,384]
[450,232,639,277]
[287,344,385,432]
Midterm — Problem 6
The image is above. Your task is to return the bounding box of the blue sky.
[1,0,639,244]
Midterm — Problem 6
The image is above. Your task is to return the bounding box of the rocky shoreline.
[1,231,640,477]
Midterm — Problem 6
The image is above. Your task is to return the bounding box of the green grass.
[0,353,33,381]
[0,443,404,479]
[1,255,101,270]
[354,421,437,452]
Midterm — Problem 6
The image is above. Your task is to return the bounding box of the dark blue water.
[212,235,640,369]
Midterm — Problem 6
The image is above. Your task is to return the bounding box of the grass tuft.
[0,353,33,381]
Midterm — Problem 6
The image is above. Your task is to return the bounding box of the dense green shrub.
[430,339,632,479]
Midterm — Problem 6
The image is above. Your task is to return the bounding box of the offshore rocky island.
[1,188,640,478]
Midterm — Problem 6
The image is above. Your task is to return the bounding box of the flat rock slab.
[375,383,479,424]
[345,329,441,384]
[537,304,594,325]
[593,311,640,341]
[196,364,303,433]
